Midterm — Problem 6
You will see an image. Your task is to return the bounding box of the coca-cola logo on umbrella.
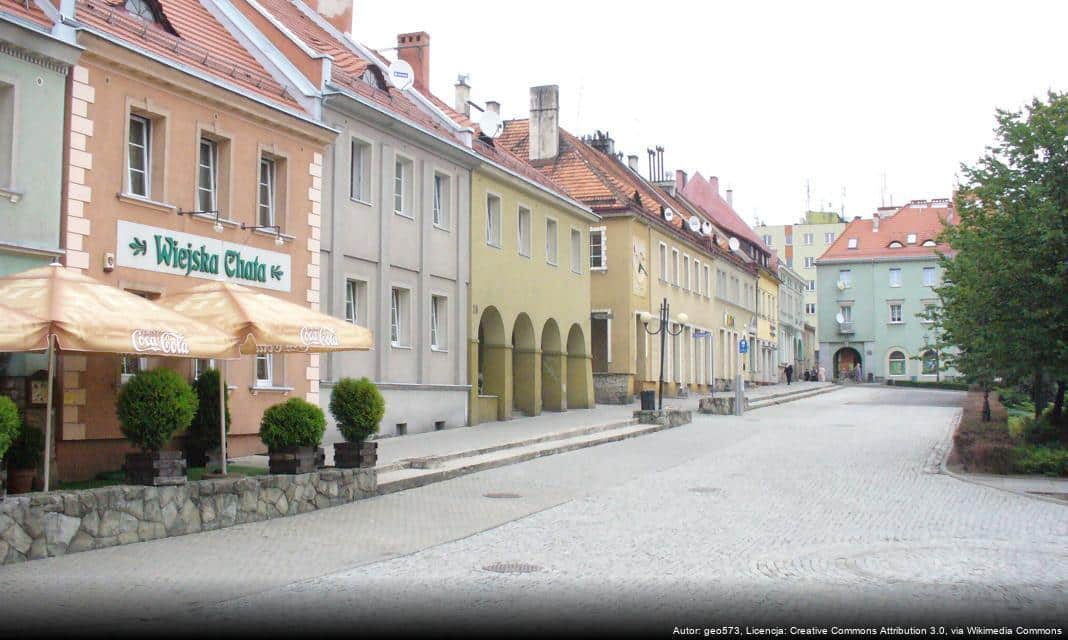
[131,329,191,355]
[299,326,340,347]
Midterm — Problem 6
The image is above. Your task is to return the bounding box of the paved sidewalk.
[708,380,831,400]
[947,471,1068,499]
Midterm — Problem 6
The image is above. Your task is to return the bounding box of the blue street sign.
[739,338,749,354]
[694,329,710,339]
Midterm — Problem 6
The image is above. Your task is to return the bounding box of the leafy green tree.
[938,92,1068,426]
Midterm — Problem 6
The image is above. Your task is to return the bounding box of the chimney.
[306,0,353,34]
[627,154,639,173]
[873,212,880,232]
[486,100,500,115]
[726,188,733,208]
[396,32,430,94]
[454,75,470,117]
[709,176,720,196]
[586,130,614,156]
[529,85,559,162]
[675,169,688,191]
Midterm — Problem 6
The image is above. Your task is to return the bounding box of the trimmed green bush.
[0,396,20,460]
[1012,445,1068,476]
[116,368,198,452]
[329,377,385,443]
[5,425,43,470]
[259,398,325,450]
[886,379,969,391]
[188,369,231,450]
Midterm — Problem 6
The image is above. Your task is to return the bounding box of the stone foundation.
[698,396,749,415]
[0,467,376,565]
[632,409,692,427]
[593,373,632,404]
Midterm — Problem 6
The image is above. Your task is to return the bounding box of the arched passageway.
[566,323,593,409]
[834,347,862,380]
[541,319,565,411]
[476,307,509,421]
[511,313,538,416]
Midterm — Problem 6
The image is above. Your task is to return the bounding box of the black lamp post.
[640,297,687,410]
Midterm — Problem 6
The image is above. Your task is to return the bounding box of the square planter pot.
[268,446,324,475]
[124,451,188,486]
[7,467,36,494]
[334,441,378,469]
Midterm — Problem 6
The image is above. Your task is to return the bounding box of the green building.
[814,200,958,381]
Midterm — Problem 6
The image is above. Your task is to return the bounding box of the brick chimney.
[397,32,430,93]
[627,154,640,172]
[726,188,734,208]
[486,100,500,114]
[873,212,880,232]
[305,0,353,35]
[675,169,688,191]
[454,75,470,116]
[529,85,559,162]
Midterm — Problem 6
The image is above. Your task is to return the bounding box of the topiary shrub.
[116,368,198,452]
[188,368,231,451]
[329,377,385,443]
[0,396,20,461]
[259,398,326,450]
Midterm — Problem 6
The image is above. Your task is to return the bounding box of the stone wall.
[632,409,692,427]
[594,373,632,404]
[0,468,376,565]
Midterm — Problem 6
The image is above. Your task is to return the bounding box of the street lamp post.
[640,298,688,411]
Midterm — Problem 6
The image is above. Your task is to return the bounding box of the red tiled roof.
[0,0,53,29]
[818,201,956,261]
[680,172,767,251]
[73,0,301,109]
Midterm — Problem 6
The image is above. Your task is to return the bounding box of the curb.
[936,412,1067,508]
[747,385,842,410]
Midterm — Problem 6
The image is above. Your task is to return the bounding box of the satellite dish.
[479,110,503,138]
[835,312,845,324]
[664,207,674,221]
[387,59,414,90]
[687,216,701,233]
[728,237,740,252]
[702,221,712,235]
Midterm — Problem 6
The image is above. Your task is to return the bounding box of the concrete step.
[376,419,673,495]
[747,384,841,410]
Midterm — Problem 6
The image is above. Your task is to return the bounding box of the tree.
[938,92,1068,426]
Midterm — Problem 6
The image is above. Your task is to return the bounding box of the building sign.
[694,329,710,339]
[117,221,291,292]
[739,338,749,354]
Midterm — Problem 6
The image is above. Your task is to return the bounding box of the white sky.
[352,0,1068,226]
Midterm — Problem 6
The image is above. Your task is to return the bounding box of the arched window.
[922,239,937,247]
[888,241,904,248]
[125,0,158,22]
[888,350,906,376]
[922,350,938,374]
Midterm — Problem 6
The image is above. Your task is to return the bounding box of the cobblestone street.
[3,386,1066,634]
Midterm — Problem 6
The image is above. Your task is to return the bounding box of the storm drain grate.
[484,492,522,499]
[689,487,722,494]
[482,562,543,574]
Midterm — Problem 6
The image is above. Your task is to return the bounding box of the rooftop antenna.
[880,172,888,207]
[805,179,811,213]
[840,186,846,219]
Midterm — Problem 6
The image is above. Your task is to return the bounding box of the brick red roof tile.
[818,201,956,261]
[680,171,767,251]
[0,0,54,29]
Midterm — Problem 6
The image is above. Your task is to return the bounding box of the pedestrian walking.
[853,363,863,383]
[785,364,793,385]
[818,366,826,382]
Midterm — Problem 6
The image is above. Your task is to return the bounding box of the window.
[192,358,215,381]
[430,295,447,350]
[906,233,917,245]
[545,218,558,264]
[922,303,937,323]
[258,157,275,226]
[702,265,710,296]
[846,237,858,249]
[762,234,773,247]
[433,173,449,227]
[196,138,218,213]
[839,269,852,287]
[0,82,12,188]
[128,115,151,197]
[716,269,726,298]
[589,227,606,269]
[922,239,937,247]
[785,235,793,246]
[803,233,813,246]
[805,303,816,314]
[671,248,679,285]
[120,354,147,384]
[888,241,904,248]
[344,279,367,325]
[350,139,371,202]
[254,353,273,387]
[390,287,410,347]
[922,350,939,375]
[824,232,836,244]
[806,279,815,291]
[839,305,852,322]
[889,267,901,287]
[125,0,159,22]
[888,350,906,376]
[486,194,501,247]
[693,259,701,294]
[517,206,532,256]
[923,266,937,286]
[394,157,413,216]
[570,228,582,273]
[659,243,667,281]
[786,257,793,268]
[804,257,814,268]
[682,255,690,290]
[889,303,902,323]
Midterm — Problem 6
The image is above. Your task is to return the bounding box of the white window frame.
[702,264,710,297]
[570,227,582,274]
[805,303,816,315]
[344,278,367,325]
[803,233,813,246]
[906,233,917,245]
[486,193,502,248]
[804,257,814,268]
[888,350,907,377]
[923,266,937,286]
[671,248,680,286]
[658,242,667,281]
[390,286,411,348]
[393,156,413,217]
[128,114,151,198]
[888,267,902,287]
[430,294,448,351]
[589,226,606,271]
[197,137,217,213]
[517,205,532,257]
[120,354,148,384]
[839,269,852,287]
[682,254,690,290]
[433,172,449,228]
[254,352,274,388]
[847,237,858,249]
[350,138,372,203]
[545,217,559,266]
[889,303,903,324]
[825,232,836,244]
[806,279,815,291]
[258,157,276,227]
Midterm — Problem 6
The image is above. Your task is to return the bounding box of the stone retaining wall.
[0,468,376,565]
[632,409,692,427]
[593,373,632,404]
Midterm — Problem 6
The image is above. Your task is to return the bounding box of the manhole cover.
[482,562,542,574]
[689,487,721,494]
[484,492,521,499]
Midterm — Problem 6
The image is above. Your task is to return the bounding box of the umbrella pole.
[42,334,56,492]
[219,359,227,476]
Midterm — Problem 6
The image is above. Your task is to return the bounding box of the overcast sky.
[352,0,1067,226]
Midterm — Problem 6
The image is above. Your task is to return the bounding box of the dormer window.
[361,67,386,90]
[906,233,917,244]
[888,241,904,248]
[847,237,858,249]
[922,239,937,247]
[119,0,177,34]
[125,0,157,22]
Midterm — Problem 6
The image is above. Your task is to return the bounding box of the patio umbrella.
[0,264,239,490]
[156,280,373,474]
